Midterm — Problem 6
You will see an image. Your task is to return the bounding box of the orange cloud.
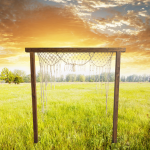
[0,0,149,75]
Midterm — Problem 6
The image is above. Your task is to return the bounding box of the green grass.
[0,82,150,150]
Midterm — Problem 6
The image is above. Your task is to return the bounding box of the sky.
[0,0,150,76]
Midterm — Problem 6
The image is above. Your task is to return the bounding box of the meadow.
[0,82,149,150]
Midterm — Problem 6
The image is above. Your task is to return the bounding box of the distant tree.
[13,70,26,78]
[121,76,126,82]
[0,68,9,82]
[91,75,95,82]
[125,74,150,82]
[60,75,64,82]
[66,74,72,82]
[51,76,55,82]
[23,74,31,83]
[109,72,115,82]
[72,74,76,82]
[14,76,24,84]
[0,68,14,83]
[89,79,93,82]
[126,75,132,82]
[76,75,80,81]
[13,69,26,83]
[8,71,15,84]
[36,71,51,82]
[36,72,41,82]
[79,75,85,82]
[85,76,90,82]
[95,75,100,82]
[13,69,25,84]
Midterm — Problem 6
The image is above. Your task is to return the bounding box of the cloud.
[74,0,150,11]
[44,0,66,3]
[138,10,150,18]
[93,10,148,31]
[0,0,150,75]
[0,0,108,58]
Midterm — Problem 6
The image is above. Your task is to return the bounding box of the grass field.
[0,82,150,150]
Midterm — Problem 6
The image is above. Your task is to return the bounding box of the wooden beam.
[30,52,38,143]
[112,51,121,143]
[25,47,126,53]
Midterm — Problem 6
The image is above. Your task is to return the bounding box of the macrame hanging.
[38,52,113,119]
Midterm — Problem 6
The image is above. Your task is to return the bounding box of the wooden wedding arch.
[25,47,126,143]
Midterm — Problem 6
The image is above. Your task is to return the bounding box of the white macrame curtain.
[37,52,113,120]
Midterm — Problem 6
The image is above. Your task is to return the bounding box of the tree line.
[41,73,150,82]
[0,68,24,84]
[51,73,115,82]
[121,75,150,82]
[0,68,150,84]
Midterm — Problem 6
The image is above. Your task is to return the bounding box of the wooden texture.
[30,52,38,143]
[26,48,125,143]
[112,51,121,143]
[25,47,126,52]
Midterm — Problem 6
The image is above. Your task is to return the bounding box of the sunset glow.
[0,0,150,76]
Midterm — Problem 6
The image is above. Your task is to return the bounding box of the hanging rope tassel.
[37,52,113,120]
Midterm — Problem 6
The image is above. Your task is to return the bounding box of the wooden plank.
[30,52,38,143]
[25,47,126,53]
[112,51,121,143]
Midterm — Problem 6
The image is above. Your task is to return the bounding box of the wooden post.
[25,48,125,143]
[30,52,38,143]
[112,51,121,143]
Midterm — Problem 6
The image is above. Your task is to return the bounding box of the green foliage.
[90,79,93,82]
[13,69,26,84]
[79,75,85,82]
[0,68,15,83]
[0,83,149,149]
[66,74,72,82]
[36,71,51,82]
[89,75,95,82]
[121,76,126,82]
[14,76,24,84]
[0,68,9,82]
[66,74,76,82]
[23,74,31,83]
[1,67,149,84]
[59,75,64,82]
[53,72,116,82]
[8,71,14,84]
[13,69,26,78]
[0,68,25,84]
[122,74,150,82]
[36,72,40,82]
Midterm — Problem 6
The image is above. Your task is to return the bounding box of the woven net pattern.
[37,52,113,67]
[37,52,114,119]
